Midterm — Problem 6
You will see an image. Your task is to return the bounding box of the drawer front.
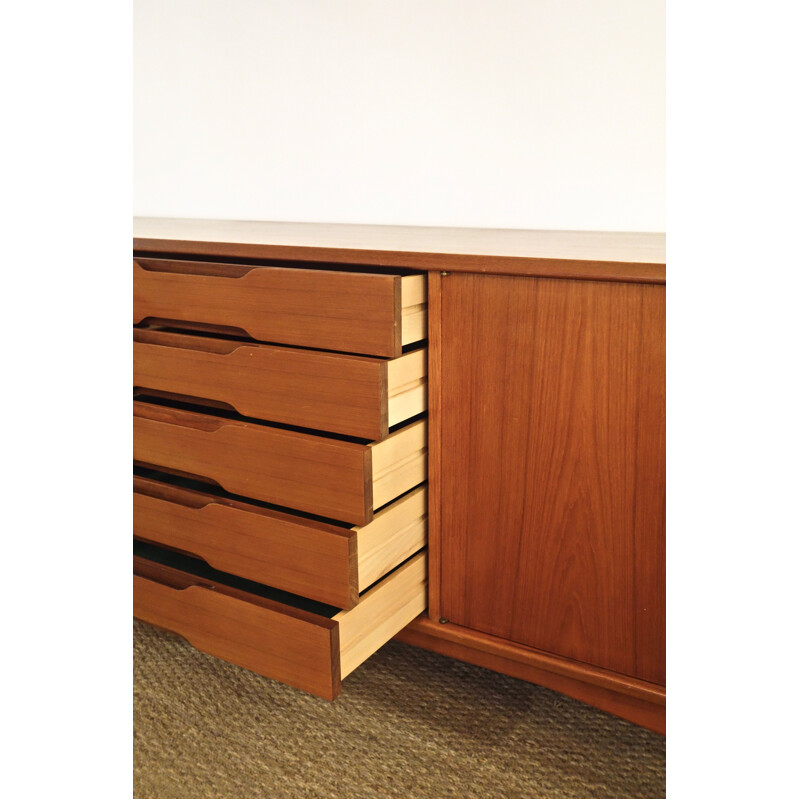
[134,475,427,609]
[133,329,427,440]
[134,400,370,523]
[133,549,428,700]
[133,555,341,699]
[133,401,427,525]
[133,259,426,358]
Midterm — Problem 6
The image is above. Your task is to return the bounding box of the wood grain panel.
[633,295,666,684]
[133,551,429,699]
[133,475,428,609]
[133,559,341,699]
[133,259,422,357]
[438,274,665,682]
[133,329,426,439]
[133,475,359,608]
[133,400,372,525]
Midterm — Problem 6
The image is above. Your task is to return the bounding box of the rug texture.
[133,620,665,798]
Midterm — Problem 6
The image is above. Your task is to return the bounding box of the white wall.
[134,0,664,231]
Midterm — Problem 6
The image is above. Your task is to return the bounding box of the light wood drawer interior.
[134,541,427,700]
[133,329,427,440]
[133,399,427,525]
[134,472,427,609]
[133,259,427,358]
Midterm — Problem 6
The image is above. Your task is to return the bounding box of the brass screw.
[438,617,449,624]
[440,271,449,276]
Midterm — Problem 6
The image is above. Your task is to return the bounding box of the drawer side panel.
[335,551,428,678]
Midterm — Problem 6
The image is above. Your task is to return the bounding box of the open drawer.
[134,472,427,609]
[133,328,427,440]
[133,541,428,700]
[133,259,427,358]
[133,399,427,525]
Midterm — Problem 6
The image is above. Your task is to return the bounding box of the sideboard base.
[395,615,665,735]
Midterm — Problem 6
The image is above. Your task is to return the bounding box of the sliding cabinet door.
[436,273,665,684]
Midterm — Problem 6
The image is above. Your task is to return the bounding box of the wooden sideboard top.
[133,218,666,283]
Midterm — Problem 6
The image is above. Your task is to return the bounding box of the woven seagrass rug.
[133,620,666,799]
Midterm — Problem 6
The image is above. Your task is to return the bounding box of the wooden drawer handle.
[133,328,246,356]
[133,401,231,433]
[136,258,254,279]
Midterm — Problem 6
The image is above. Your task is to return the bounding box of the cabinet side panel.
[439,274,664,681]
[633,288,666,684]
[426,271,444,621]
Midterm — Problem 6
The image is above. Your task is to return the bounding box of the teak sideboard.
[133,218,666,735]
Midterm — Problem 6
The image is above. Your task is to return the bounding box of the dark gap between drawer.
[132,393,372,444]
[132,389,237,416]
[134,393,427,441]
[133,465,354,529]
[134,537,426,609]
[133,252,423,276]
[388,411,427,435]
[133,325,386,360]
[401,341,428,355]
[133,321,427,358]
[133,539,340,617]
[369,479,428,517]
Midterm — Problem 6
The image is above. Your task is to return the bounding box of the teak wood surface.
[133,476,427,609]
[131,219,665,726]
[133,400,372,524]
[437,274,665,685]
[134,218,665,283]
[134,475,356,608]
[133,551,428,700]
[133,329,427,440]
[133,400,426,526]
[133,259,426,358]
[133,556,342,699]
